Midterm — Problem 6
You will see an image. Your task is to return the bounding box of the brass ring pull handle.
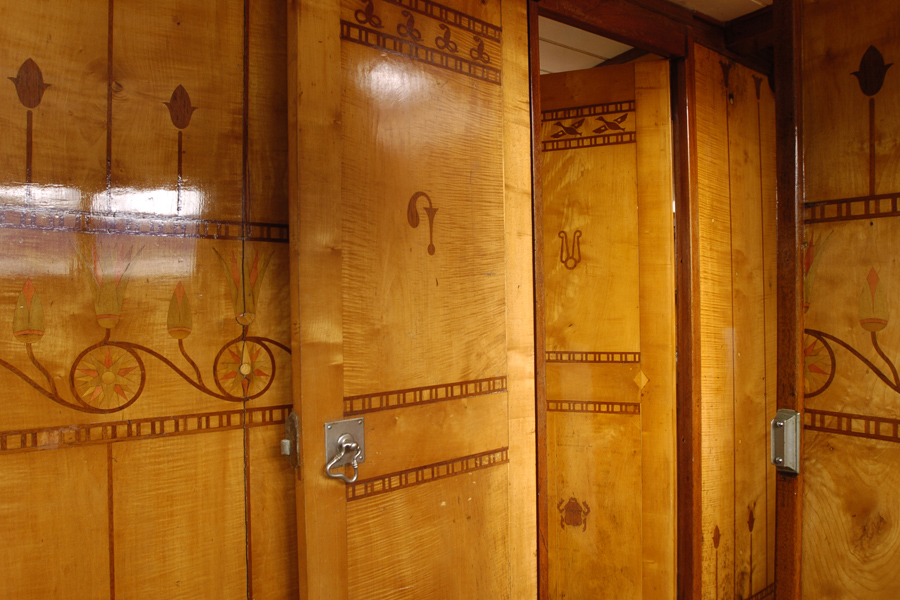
[325,433,362,483]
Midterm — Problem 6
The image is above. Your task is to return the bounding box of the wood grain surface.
[0,1,296,597]
[800,0,900,597]
[289,0,535,596]
[540,59,676,600]
[695,43,777,600]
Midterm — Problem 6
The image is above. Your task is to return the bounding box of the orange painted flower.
[79,244,142,329]
[167,282,192,339]
[860,267,889,331]
[12,278,44,343]
[213,248,272,326]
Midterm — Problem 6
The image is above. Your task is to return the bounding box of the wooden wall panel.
[112,0,244,219]
[112,432,247,599]
[0,446,110,599]
[694,43,777,600]
[801,2,900,597]
[0,1,294,597]
[540,59,675,600]
[0,0,108,208]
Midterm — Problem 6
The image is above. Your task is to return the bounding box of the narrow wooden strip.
[541,100,635,122]
[803,192,900,223]
[0,205,289,242]
[805,409,900,444]
[546,400,640,414]
[541,131,635,152]
[545,350,640,363]
[343,376,506,415]
[340,21,501,85]
[379,0,501,41]
[346,448,509,501]
[0,405,290,454]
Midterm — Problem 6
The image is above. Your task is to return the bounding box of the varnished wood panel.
[694,43,777,600]
[112,0,243,219]
[290,0,534,597]
[540,60,675,600]
[800,1,900,597]
[347,468,510,599]
[112,432,246,598]
[0,0,108,208]
[0,446,110,599]
[0,0,295,596]
[249,425,300,600]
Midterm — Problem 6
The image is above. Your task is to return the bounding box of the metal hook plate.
[324,418,365,482]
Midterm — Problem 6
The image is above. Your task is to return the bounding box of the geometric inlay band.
[344,376,507,415]
[542,132,635,153]
[341,21,501,85]
[547,400,640,415]
[0,204,288,243]
[541,100,635,123]
[346,447,509,501]
[0,404,290,454]
[546,351,640,364]
[803,192,900,224]
[805,408,900,444]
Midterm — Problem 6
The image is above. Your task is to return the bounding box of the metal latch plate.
[771,408,801,474]
[325,417,365,468]
[282,411,300,469]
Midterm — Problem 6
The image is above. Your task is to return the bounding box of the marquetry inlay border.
[803,193,900,224]
[346,447,509,501]
[344,376,507,415]
[541,100,636,152]
[546,351,641,364]
[547,400,640,415]
[805,408,900,444]
[0,205,289,243]
[0,405,290,454]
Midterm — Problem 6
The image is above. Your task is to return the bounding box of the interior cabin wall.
[0,1,297,598]
[693,43,778,600]
[800,0,900,597]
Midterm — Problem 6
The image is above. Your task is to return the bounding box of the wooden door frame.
[527,1,802,598]
[773,0,803,598]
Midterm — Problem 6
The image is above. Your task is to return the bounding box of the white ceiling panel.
[667,0,771,23]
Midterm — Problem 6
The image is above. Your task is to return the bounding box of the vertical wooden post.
[528,3,550,599]
[774,0,804,597]
[674,37,703,600]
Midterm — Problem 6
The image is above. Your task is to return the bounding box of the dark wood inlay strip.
[803,192,900,224]
[344,376,507,415]
[542,132,636,152]
[0,405,290,455]
[547,400,640,415]
[541,100,635,122]
[380,0,501,41]
[546,350,641,363]
[346,447,509,501]
[0,205,288,242]
[805,408,900,444]
[340,21,501,85]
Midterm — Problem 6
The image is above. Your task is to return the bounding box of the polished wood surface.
[694,43,777,600]
[0,1,296,597]
[800,0,900,597]
[540,60,676,600]
[289,0,535,596]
